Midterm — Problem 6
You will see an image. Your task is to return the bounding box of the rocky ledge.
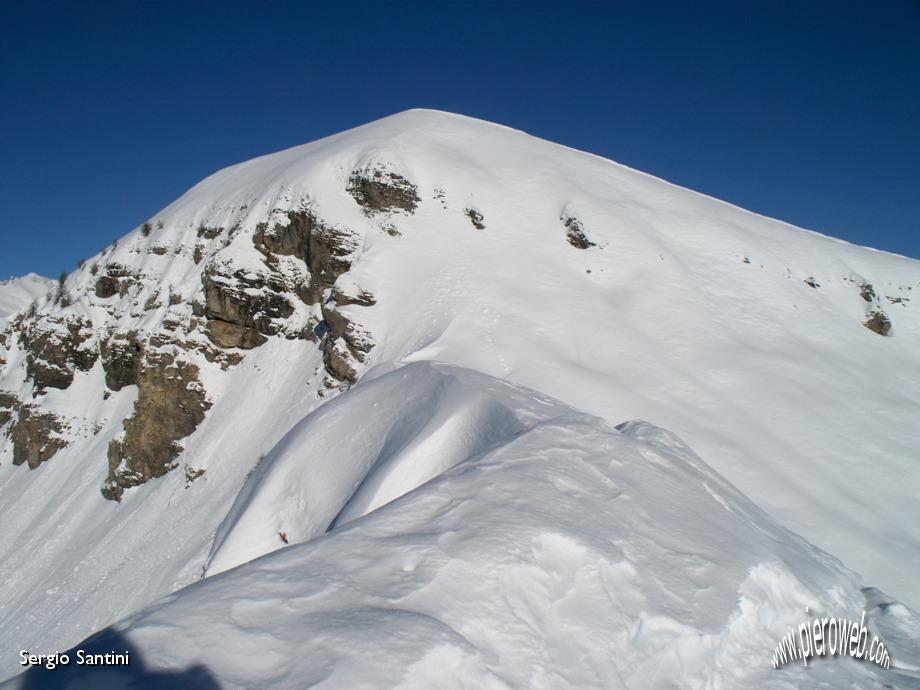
[102,348,211,501]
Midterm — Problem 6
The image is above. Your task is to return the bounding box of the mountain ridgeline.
[0,118,906,498]
[0,111,918,684]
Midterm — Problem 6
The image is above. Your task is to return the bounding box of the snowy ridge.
[6,363,920,689]
[0,110,919,685]
[0,274,53,325]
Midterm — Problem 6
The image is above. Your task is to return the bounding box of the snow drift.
[6,363,919,689]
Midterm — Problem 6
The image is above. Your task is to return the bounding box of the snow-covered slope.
[0,274,53,324]
[5,364,920,689]
[1,109,918,685]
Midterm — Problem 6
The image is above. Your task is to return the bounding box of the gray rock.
[347,169,420,215]
[864,309,892,337]
[102,351,211,501]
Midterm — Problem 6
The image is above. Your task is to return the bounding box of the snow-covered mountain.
[0,274,54,325]
[1,109,918,688]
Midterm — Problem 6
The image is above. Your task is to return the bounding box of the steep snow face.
[6,364,919,689]
[168,110,920,600]
[0,274,53,324]
[0,109,919,680]
[152,109,920,600]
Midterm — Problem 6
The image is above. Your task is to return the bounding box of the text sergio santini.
[20,649,130,670]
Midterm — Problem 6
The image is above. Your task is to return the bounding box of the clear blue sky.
[1,1,918,279]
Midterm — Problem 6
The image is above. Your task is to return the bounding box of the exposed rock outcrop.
[253,209,360,303]
[184,465,205,486]
[196,225,224,240]
[18,316,97,392]
[303,222,360,302]
[0,391,17,428]
[5,197,379,498]
[94,277,118,298]
[205,320,266,349]
[101,331,144,391]
[323,338,359,384]
[331,284,376,308]
[864,309,892,337]
[347,168,420,215]
[0,328,8,369]
[102,350,211,501]
[321,302,375,383]
[464,208,486,230]
[562,216,595,249]
[94,263,136,299]
[254,211,313,259]
[8,404,67,469]
[248,206,376,380]
[202,266,294,349]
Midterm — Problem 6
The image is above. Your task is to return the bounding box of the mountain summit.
[1,110,918,687]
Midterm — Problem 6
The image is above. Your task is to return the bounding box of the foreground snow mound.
[205,362,563,574]
[7,364,916,689]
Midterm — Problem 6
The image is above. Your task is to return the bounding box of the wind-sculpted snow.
[6,363,918,689]
[206,363,539,574]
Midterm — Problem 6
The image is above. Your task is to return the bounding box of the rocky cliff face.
[0,157,420,501]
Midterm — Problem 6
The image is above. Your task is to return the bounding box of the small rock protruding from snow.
[464,208,486,230]
[561,214,595,249]
[864,308,892,336]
